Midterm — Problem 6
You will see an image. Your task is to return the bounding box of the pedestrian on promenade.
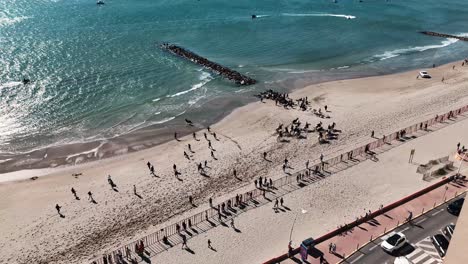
[193,132,199,141]
[182,221,187,231]
[280,197,284,207]
[269,178,273,187]
[189,196,193,206]
[209,197,213,207]
[328,243,333,253]
[176,223,180,233]
[457,142,461,150]
[230,218,235,229]
[204,160,208,167]
[133,185,137,195]
[263,152,267,160]
[254,179,258,188]
[174,132,179,141]
[274,198,278,209]
[204,132,208,140]
[213,132,219,141]
[409,149,415,163]
[147,161,151,169]
[371,130,375,138]
[259,176,263,187]
[88,191,95,203]
[188,144,193,153]
[233,169,237,178]
[211,150,216,160]
[184,151,190,160]
[207,126,211,133]
[150,165,155,176]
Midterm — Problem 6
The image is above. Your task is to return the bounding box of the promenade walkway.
[280,178,467,264]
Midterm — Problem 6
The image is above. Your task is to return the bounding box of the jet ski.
[251,14,257,19]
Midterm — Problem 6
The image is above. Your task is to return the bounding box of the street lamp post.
[289,209,308,242]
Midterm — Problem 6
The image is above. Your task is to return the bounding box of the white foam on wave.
[0,16,30,27]
[65,141,106,161]
[153,116,175,124]
[167,71,212,98]
[0,81,22,89]
[255,15,271,18]
[374,38,459,61]
[282,13,356,19]
[152,97,161,102]
[336,65,350,69]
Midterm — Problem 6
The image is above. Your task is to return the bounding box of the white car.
[394,256,412,264]
[381,232,407,253]
[419,71,431,78]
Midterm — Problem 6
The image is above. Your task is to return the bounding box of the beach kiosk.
[300,237,315,261]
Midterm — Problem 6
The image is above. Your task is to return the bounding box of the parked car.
[381,232,407,253]
[394,256,412,264]
[443,223,456,240]
[447,198,465,216]
[419,71,431,78]
[431,234,449,257]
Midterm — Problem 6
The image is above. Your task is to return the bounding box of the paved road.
[344,195,464,264]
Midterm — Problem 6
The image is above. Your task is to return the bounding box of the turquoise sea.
[1,0,468,154]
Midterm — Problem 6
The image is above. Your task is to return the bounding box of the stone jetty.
[160,43,257,86]
[420,31,468,42]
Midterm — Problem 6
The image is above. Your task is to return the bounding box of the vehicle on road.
[431,234,449,257]
[447,198,464,216]
[419,71,431,78]
[443,223,455,240]
[394,256,412,264]
[381,232,407,253]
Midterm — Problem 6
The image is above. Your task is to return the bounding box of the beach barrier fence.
[91,104,468,264]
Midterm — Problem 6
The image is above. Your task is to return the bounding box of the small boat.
[96,0,105,5]
[22,78,30,85]
[251,14,257,19]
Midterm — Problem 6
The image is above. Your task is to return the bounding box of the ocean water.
[1,0,468,154]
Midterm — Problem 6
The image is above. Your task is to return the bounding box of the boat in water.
[96,0,105,5]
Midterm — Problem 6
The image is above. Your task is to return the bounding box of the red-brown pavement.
[282,178,468,264]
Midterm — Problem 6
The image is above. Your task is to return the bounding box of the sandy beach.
[1,61,468,264]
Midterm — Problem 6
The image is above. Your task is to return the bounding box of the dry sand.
[1,61,468,264]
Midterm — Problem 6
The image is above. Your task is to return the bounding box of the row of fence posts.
[92,105,468,264]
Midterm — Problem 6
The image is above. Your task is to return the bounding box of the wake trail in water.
[281,13,356,19]
[0,81,22,89]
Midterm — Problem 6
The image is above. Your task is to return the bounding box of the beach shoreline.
[2,58,468,264]
[0,59,462,180]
